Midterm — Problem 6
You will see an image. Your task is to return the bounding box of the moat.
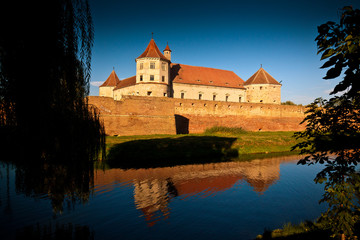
[1,155,326,240]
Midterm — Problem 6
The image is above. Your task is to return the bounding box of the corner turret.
[163,43,172,61]
[244,67,282,104]
[99,69,120,98]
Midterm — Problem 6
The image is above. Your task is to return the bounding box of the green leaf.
[345,35,352,41]
[348,44,357,53]
[320,55,338,69]
[321,48,335,60]
[320,48,334,60]
[323,62,342,79]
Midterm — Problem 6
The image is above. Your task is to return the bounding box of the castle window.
[150,62,155,69]
[260,86,263,90]
[213,95,216,101]
[147,91,152,96]
[164,93,167,97]
[162,63,166,71]
[199,94,202,100]
[239,97,242,102]
[181,92,185,99]
[162,76,165,82]
[150,75,154,81]
[140,75,143,81]
[225,96,229,102]
[140,63,143,70]
[260,100,263,103]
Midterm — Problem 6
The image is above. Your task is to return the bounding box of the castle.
[91,37,304,136]
[99,37,282,104]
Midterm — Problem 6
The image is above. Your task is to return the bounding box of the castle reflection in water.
[94,155,298,226]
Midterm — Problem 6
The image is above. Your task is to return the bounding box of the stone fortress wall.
[88,95,305,136]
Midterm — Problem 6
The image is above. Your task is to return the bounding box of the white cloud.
[90,81,103,87]
[323,89,332,95]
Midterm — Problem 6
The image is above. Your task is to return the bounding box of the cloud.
[90,81,103,87]
[323,88,348,96]
[324,89,332,95]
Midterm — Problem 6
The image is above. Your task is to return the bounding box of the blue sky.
[89,0,360,104]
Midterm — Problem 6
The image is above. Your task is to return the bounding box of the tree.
[316,6,360,98]
[0,0,104,161]
[281,101,297,105]
[293,6,360,239]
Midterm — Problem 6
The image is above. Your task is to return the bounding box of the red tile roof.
[244,68,281,85]
[171,64,245,89]
[100,70,121,87]
[163,43,171,52]
[137,39,169,62]
[113,76,136,90]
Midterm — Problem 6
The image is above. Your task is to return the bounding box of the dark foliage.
[0,0,105,161]
[315,6,360,97]
[13,160,94,214]
[281,101,298,106]
[292,6,360,239]
[16,223,94,240]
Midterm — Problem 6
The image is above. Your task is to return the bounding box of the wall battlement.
[88,96,305,136]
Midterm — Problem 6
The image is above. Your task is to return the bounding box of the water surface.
[0,155,326,239]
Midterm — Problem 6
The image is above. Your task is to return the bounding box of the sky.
[89,0,360,105]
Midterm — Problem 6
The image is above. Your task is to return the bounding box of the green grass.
[256,221,332,239]
[232,131,301,154]
[103,129,302,168]
[106,130,301,155]
[204,126,246,135]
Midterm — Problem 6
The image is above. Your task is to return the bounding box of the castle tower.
[163,43,172,61]
[135,37,171,97]
[99,69,120,98]
[244,67,282,104]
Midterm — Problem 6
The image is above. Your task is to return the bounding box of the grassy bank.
[256,221,332,240]
[104,128,302,168]
[106,129,301,155]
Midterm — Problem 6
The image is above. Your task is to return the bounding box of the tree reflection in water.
[16,222,94,240]
[13,160,94,214]
[1,159,96,239]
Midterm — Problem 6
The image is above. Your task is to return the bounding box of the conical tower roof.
[99,70,121,87]
[244,68,281,85]
[137,38,169,61]
[164,43,171,52]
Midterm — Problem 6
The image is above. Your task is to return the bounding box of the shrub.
[204,126,246,135]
